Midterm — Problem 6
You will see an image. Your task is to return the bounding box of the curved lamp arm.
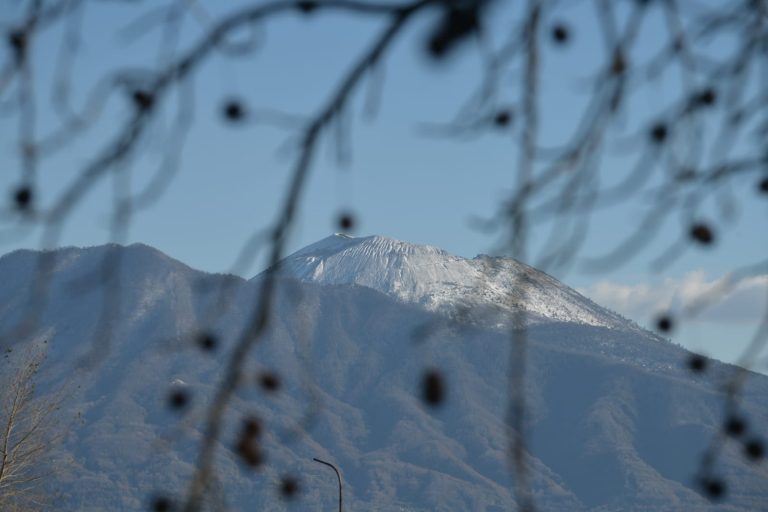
[313,457,342,512]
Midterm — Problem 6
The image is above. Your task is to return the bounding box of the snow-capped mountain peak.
[270,234,633,329]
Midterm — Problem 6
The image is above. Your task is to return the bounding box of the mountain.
[0,238,766,511]
[274,234,639,330]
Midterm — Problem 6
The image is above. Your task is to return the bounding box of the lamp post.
[313,457,343,512]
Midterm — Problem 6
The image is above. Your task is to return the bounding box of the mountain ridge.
[1,239,766,511]
[271,233,647,332]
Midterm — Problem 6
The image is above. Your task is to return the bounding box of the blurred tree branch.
[0,0,766,509]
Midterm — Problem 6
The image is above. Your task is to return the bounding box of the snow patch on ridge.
[270,234,637,329]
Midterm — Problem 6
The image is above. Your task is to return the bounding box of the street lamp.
[313,457,343,512]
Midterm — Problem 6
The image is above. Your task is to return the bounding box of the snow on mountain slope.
[2,242,767,511]
[270,234,637,330]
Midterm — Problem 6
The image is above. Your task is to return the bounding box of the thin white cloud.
[578,271,768,325]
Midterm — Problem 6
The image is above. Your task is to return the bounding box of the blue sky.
[1,1,766,369]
